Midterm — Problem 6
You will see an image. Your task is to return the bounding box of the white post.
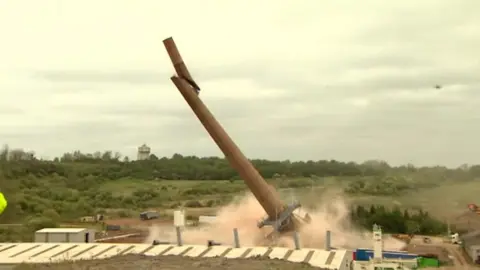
[447,220,451,236]
[233,228,240,248]
[372,224,383,260]
[176,226,183,246]
[293,231,301,250]
[325,230,331,251]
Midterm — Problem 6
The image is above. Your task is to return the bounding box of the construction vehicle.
[140,211,160,220]
[422,237,431,244]
[450,233,462,245]
[391,234,413,243]
[79,214,104,223]
[467,203,480,215]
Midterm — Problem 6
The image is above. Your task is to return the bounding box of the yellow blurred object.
[0,192,7,215]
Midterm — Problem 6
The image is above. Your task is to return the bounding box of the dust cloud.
[146,192,406,251]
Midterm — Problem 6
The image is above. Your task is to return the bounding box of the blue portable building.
[354,248,418,261]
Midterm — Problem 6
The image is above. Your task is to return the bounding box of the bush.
[184,200,203,208]
[26,217,58,231]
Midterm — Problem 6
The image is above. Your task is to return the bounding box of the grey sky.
[1,0,479,166]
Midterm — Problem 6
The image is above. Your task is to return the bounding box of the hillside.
[0,147,479,241]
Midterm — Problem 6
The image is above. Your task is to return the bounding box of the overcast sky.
[0,1,479,166]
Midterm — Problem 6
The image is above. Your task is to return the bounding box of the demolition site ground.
[15,254,321,270]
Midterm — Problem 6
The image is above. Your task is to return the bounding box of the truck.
[79,214,104,223]
[140,211,160,221]
[467,203,480,215]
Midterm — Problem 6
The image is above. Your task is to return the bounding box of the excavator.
[467,203,480,215]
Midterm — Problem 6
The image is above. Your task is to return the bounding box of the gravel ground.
[14,255,323,270]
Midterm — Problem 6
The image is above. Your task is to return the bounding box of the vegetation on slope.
[0,145,477,241]
[351,205,446,235]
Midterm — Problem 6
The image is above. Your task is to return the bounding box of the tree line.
[351,205,447,235]
[1,146,480,181]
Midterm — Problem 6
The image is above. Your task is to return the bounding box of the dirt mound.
[14,254,324,270]
[407,244,450,262]
[452,211,480,232]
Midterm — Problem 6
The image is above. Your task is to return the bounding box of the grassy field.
[97,177,318,196]
[348,180,480,219]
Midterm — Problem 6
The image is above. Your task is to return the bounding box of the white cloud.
[0,0,479,166]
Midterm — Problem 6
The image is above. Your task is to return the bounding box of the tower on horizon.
[137,144,151,161]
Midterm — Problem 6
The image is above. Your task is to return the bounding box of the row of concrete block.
[153,227,332,251]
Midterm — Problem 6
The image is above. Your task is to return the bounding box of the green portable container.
[417,257,440,268]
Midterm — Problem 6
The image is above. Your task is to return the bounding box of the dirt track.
[14,254,323,270]
[407,238,473,268]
